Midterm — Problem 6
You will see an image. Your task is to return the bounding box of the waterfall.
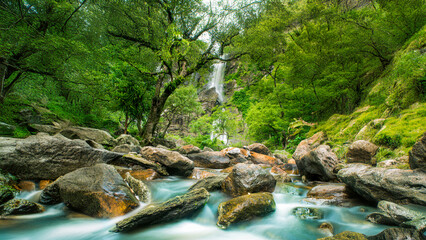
[208,56,226,103]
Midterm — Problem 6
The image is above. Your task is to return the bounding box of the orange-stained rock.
[130,169,161,181]
[39,180,53,190]
[221,166,234,173]
[250,152,282,166]
[247,143,271,156]
[179,145,201,155]
[18,181,36,192]
[271,166,291,183]
[221,147,250,158]
[188,169,217,180]
[288,159,296,164]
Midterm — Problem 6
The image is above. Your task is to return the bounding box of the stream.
[0,168,396,240]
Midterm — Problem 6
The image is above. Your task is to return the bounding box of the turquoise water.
[0,174,392,240]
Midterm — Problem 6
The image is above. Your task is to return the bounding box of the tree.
[104,0,256,144]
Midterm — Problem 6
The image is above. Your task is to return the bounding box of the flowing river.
[0,168,400,240]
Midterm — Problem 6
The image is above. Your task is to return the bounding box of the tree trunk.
[124,113,129,134]
[0,59,7,104]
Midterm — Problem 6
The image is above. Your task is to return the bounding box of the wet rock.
[178,145,201,155]
[217,192,276,229]
[271,166,291,183]
[125,173,151,203]
[0,185,15,204]
[60,126,116,146]
[346,140,378,164]
[0,122,16,136]
[0,199,44,216]
[292,131,327,162]
[140,147,194,177]
[188,169,216,180]
[40,164,139,218]
[187,151,231,169]
[111,188,210,232]
[247,143,271,156]
[222,163,276,197]
[198,87,219,112]
[250,152,282,166]
[366,201,426,232]
[367,227,425,240]
[305,183,363,207]
[292,207,323,219]
[29,124,61,135]
[299,145,339,181]
[17,181,35,192]
[112,144,143,154]
[120,154,168,176]
[409,132,426,171]
[318,231,367,240]
[221,147,250,165]
[116,134,139,146]
[39,180,53,190]
[0,133,124,180]
[319,222,334,237]
[203,147,214,152]
[128,169,161,181]
[188,175,227,192]
[338,164,426,205]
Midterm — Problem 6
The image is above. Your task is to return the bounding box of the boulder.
[305,183,363,207]
[217,192,276,229]
[85,139,104,149]
[127,169,161,181]
[376,159,398,168]
[29,124,61,135]
[366,201,426,232]
[0,122,16,136]
[299,145,339,181]
[0,185,15,204]
[116,134,139,146]
[178,145,201,155]
[125,172,151,203]
[367,228,425,240]
[60,127,116,146]
[250,152,283,166]
[222,163,276,197]
[0,133,124,180]
[120,154,168,176]
[40,164,139,218]
[203,147,214,152]
[221,147,250,165]
[346,140,378,164]
[188,175,227,192]
[140,147,194,177]
[188,169,216,180]
[271,166,291,183]
[187,151,231,169]
[409,132,426,171]
[112,144,143,154]
[292,131,327,162]
[152,138,176,150]
[247,143,271,156]
[111,188,210,232]
[1,199,44,216]
[318,231,367,240]
[337,164,426,205]
[292,207,323,219]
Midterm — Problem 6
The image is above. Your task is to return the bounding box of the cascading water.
[208,56,228,144]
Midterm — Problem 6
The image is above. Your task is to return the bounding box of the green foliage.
[13,127,31,139]
[231,88,254,117]
[374,148,396,163]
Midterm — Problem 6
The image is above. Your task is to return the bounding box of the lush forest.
[1,0,425,157]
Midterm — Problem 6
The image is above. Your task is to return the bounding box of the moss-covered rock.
[292,207,324,220]
[317,231,367,240]
[0,185,15,205]
[125,172,151,203]
[1,199,45,216]
[217,192,276,229]
[188,175,226,192]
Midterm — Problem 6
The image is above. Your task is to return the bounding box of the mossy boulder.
[367,227,425,240]
[217,192,276,229]
[409,132,426,170]
[292,207,323,220]
[222,163,276,197]
[317,231,367,240]
[125,172,151,203]
[0,185,15,205]
[346,140,378,164]
[1,199,44,216]
[187,151,231,169]
[188,175,227,192]
[111,188,210,232]
[40,164,139,218]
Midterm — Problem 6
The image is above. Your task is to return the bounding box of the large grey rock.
[40,164,139,218]
[140,147,194,176]
[409,133,426,171]
[346,140,378,164]
[299,145,339,181]
[116,134,140,146]
[187,151,231,169]
[29,124,61,135]
[0,122,15,136]
[305,183,363,207]
[111,188,210,232]
[188,175,227,192]
[338,164,426,205]
[119,154,168,176]
[367,227,426,240]
[112,144,143,154]
[60,126,116,146]
[217,192,276,229]
[292,131,327,162]
[178,145,201,155]
[222,163,276,197]
[247,143,271,156]
[0,133,124,180]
